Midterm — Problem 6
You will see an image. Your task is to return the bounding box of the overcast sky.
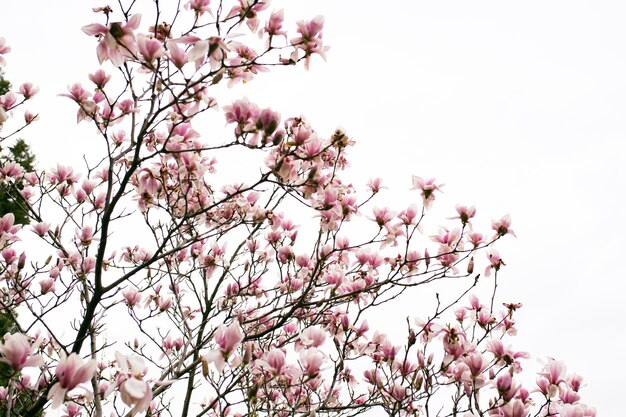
[1,1,624,415]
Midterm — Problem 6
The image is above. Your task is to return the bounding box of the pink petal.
[82,23,108,36]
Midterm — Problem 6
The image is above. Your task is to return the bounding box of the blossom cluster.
[0,1,593,417]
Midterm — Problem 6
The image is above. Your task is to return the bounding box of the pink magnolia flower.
[451,204,476,225]
[214,322,244,355]
[299,327,326,349]
[0,91,17,109]
[492,214,516,238]
[88,69,111,88]
[0,333,43,371]
[264,349,286,375]
[24,110,38,123]
[485,249,505,277]
[136,35,165,65]
[82,14,142,66]
[263,9,287,42]
[75,226,97,247]
[496,372,519,401]
[539,358,567,386]
[299,348,324,377]
[0,213,20,245]
[203,322,244,372]
[494,399,526,417]
[18,83,38,99]
[122,287,142,307]
[61,402,82,417]
[290,16,327,70]
[411,176,443,209]
[115,352,152,416]
[186,0,212,17]
[370,207,395,227]
[467,231,484,247]
[227,0,270,32]
[567,373,584,392]
[165,40,188,69]
[39,278,56,295]
[47,353,97,408]
[1,162,23,179]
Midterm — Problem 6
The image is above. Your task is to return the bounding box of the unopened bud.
[408,329,416,347]
[201,356,209,378]
[467,257,474,274]
[17,252,26,270]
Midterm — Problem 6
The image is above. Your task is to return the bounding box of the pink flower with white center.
[0,333,43,371]
[47,353,97,408]
[492,214,516,238]
[0,37,10,66]
[411,175,443,209]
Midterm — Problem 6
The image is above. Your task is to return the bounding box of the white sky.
[1,0,624,415]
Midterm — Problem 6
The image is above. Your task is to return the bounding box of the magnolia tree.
[0,1,595,417]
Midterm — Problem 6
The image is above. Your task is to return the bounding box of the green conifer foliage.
[0,72,36,225]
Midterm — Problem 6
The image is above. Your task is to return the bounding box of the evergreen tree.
[0,72,35,225]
